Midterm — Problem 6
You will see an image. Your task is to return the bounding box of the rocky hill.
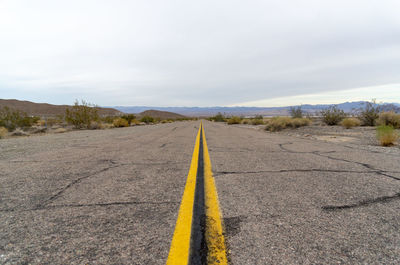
[0,99,122,117]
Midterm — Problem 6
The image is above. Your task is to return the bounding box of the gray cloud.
[1,0,399,106]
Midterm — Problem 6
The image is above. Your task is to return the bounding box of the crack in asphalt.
[279,142,400,181]
[0,200,179,212]
[213,169,395,176]
[322,192,400,211]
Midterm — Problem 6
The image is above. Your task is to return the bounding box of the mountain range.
[111,101,400,117]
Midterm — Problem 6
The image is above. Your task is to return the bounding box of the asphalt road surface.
[1,121,400,264]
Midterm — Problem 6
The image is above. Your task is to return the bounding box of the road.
[1,121,400,264]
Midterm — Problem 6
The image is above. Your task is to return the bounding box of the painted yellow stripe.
[202,125,228,265]
[166,125,202,265]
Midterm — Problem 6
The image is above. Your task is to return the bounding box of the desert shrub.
[227,116,242,125]
[242,119,250,124]
[0,126,8,138]
[341,117,361,129]
[377,111,400,128]
[101,123,114,129]
[89,121,102,130]
[130,119,141,125]
[289,106,303,118]
[45,117,63,127]
[265,117,291,132]
[291,118,311,128]
[320,106,346,125]
[265,117,311,131]
[113,118,129,127]
[101,116,118,124]
[121,114,136,125]
[358,100,380,126]
[376,125,399,146]
[209,113,226,122]
[251,119,264,125]
[0,106,39,131]
[251,115,264,125]
[140,116,155,124]
[65,100,99,129]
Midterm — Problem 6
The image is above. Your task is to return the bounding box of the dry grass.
[341,117,361,129]
[113,118,129,127]
[377,111,400,128]
[265,117,311,132]
[0,126,8,138]
[376,125,399,146]
[227,116,242,125]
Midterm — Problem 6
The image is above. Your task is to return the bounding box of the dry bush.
[358,100,380,126]
[241,119,250,124]
[89,121,101,130]
[227,116,242,125]
[320,106,347,125]
[0,126,8,138]
[65,100,99,129]
[265,117,292,131]
[140,116,155,124]
[377,111,400,128]
[376,125,398,146]
[37,119,46,126]
[251,115,264,125]
[341,117,361,129]
[113,118,129,127]
[101,123,114,129]
[130,119,141,125]
[291,118,311,128]
[265,117,311,131]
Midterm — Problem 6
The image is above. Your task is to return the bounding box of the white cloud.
[233,83,400,107]
[1,0,399,106]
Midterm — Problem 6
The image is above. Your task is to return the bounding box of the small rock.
[11,130,29,136]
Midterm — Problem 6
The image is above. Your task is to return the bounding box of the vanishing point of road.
[1,121,400,264]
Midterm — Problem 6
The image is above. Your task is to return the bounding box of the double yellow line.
[166,123,228,265]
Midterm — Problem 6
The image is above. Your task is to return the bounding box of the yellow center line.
[202,125,228,265]
[166,125,201,265]
[166,122,228,265]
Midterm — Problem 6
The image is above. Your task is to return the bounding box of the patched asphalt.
[1,121,400,264]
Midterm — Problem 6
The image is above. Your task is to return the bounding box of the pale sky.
[1,0,399,107]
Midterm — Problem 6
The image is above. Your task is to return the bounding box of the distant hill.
[0,99,122,117]
[138,110,186,120]
[112,101,400,117]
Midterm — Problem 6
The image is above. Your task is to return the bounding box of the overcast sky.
[1,0,399,107]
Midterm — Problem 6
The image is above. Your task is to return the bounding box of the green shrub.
[0,106,39,131]
[113,118,129,127]
[121,114,136,125]
[227,116,242,125]
[251,115,264,125]
[251,118,264,125]
[377,111,400,128]
[320,106,346,125]
[289,106,303,118]
[376,125,399,146]
[0,126,8,138]
[209,113,226,122]
[140,116,155,124]
[341,117,361,129]
[358,100,380,126]
[65,100,99,129]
